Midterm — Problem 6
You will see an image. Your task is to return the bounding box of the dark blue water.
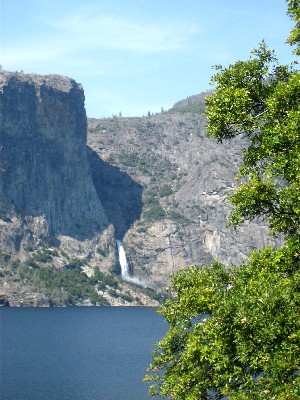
[0,307,167,400]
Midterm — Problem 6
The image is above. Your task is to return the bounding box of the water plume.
[116,240,130,278]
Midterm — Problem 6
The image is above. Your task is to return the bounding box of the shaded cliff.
[0,70,120,286]
[0,71,109,241]
[87,147,143,240]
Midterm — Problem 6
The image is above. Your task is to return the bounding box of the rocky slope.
[87,94,279,289]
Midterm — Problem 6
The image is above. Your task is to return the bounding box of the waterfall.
[116,240,130,278]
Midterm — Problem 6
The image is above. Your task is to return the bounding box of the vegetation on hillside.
[0,245,161,306]
[146,1,300,399]
[167,92,209,115]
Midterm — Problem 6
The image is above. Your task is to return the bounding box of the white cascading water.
[116,240,130,279]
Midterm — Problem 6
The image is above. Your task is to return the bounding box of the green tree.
[146,244,300,399]
[146,1,300,399]
[287,0,300,55]
[205,41,299,238]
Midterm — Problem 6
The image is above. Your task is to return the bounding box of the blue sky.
[0,0,296,118]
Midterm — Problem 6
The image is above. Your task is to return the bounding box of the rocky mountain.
[0,70,159,306]
[0,70,279,306]
[87,94,279,289]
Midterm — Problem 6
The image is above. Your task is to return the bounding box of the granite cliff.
[0,70,159,306]
[0,70,113,253]
[87,94,279,288]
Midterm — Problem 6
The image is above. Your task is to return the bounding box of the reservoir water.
[0,307,167,400]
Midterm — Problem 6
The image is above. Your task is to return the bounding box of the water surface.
[0,307,167,400]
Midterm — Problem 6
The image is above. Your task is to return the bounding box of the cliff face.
[0,70,162,307]
[0,71,113,257]
[87,101,280,288]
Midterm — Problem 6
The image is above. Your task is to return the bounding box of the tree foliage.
[287,0,300,54]
[146,242,300,399]
[146,1,300,399]
[205,41,299,238]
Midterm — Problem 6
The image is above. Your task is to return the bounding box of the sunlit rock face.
[0,70,113,258]
[87,99,281,289]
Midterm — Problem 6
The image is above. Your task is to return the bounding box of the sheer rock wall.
[0,71,114,262]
